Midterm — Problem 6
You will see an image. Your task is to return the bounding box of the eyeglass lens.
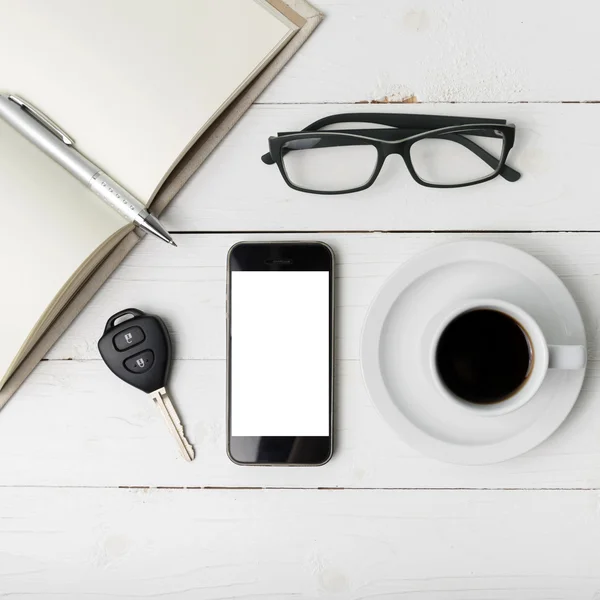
[409,129,506,186]
[282,138,378,192]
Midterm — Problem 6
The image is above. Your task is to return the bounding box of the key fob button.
[124,350,155,374]
[114,326,145,351]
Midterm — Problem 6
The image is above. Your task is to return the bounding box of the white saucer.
[360,241,587,465]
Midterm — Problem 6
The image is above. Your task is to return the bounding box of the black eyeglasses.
[261,113,521,194]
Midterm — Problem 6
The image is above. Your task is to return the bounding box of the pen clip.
[8,95,74,145]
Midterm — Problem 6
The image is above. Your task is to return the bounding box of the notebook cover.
[0,0,323,409]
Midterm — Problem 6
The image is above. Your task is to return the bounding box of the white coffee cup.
[429,299,587,416]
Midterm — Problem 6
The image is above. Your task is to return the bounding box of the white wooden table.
[5,2,600,597]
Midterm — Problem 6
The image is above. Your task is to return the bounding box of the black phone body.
[227,242,334,466]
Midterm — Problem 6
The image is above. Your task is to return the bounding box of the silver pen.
[0,94,176,246]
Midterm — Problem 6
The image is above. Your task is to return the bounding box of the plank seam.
[254,100,600,106]
[168,230,600,235]
[0,485,595,491]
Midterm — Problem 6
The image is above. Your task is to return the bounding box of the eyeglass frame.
[261,112,521,194]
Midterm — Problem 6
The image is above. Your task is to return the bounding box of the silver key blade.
[150,387,195,461]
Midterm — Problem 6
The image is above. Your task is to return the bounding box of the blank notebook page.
[0,0,297,203]
[0,119,127,387]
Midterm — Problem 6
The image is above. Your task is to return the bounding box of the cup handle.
[548,345,587,370]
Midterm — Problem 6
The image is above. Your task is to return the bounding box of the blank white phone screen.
[231,271,330,436]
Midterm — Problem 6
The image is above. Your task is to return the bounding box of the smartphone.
[227,241,334,466]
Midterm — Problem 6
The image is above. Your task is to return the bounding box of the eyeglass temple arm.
[304,112,506,130]
[262,114,493,165]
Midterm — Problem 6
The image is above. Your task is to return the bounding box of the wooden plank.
[165,103,600,232]
[1,487,600,598]
[47,232,600,362]
[261,0,600,103]
[4,357,600,489]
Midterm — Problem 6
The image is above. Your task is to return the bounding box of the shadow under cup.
[435,308,533,405]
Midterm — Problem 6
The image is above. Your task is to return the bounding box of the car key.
[98,308,195,461]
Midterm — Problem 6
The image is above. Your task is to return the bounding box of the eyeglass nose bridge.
[378,140,412,172]
[368,143,413,188]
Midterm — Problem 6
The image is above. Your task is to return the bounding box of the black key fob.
[98,308,171,394]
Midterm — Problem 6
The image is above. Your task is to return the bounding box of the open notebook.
[0,0,322,400]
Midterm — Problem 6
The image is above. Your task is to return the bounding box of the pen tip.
[169,240,178,247]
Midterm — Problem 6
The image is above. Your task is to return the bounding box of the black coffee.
[435,309,532,404]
